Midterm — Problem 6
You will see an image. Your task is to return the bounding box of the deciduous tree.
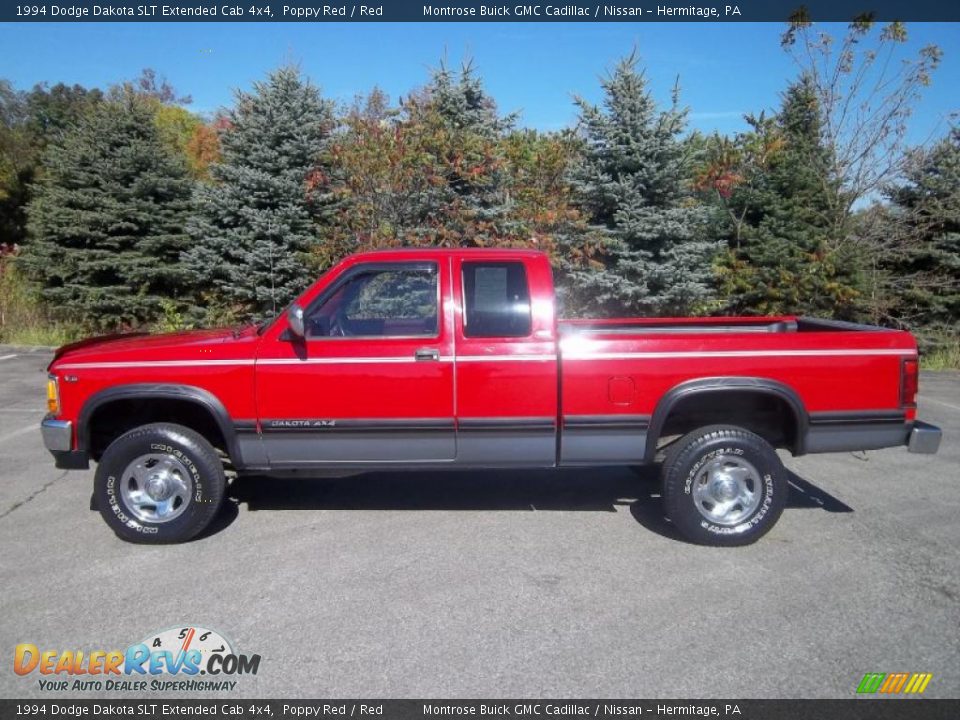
[312,65,591,275]
[0,80,103,246]
[781,19,942,236]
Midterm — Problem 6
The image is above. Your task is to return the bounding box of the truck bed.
[558,315,891,336]
[556,314,918,465]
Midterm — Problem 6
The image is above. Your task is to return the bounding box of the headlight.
[46,375,60,415]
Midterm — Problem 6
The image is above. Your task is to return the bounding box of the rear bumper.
[803,414,941,455]
[41,418,90,470]
[908,420,942,454]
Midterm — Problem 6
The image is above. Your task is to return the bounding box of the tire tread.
[661,424,787,547]
[94,422,225,544]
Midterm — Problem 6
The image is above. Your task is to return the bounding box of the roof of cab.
[343,246,549,261]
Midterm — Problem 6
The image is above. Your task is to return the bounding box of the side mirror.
[287,304,305,339]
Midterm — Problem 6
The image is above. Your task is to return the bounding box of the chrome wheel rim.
[119,453,192,524]
[691,454,763,526]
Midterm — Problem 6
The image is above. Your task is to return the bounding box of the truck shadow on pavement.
[201,466,853,543]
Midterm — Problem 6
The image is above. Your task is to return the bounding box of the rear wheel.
[661,425,787,546]
[94,423,225,543]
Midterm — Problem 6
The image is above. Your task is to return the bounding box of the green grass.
[0,322,83,348]
[921,340,960,371]
[0,261,83,348]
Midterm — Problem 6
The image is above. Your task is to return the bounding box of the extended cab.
[41,249,942,545]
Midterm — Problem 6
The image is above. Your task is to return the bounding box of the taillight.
[901,358,919,408]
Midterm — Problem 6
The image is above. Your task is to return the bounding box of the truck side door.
[452,255,558,466]
[255,260,456,466]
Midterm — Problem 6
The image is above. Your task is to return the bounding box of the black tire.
[661,425,787,546]
[94,423,226,544]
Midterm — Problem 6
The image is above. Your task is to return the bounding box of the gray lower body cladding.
[47,410,940,473]
[803,412,941,455]
[253,417,557,468]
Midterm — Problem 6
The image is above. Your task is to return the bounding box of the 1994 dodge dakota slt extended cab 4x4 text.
[40,248,942,545]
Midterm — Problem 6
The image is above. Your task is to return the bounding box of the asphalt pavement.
[0,348,957,699]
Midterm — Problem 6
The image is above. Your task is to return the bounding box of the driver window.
[306,263,438,338]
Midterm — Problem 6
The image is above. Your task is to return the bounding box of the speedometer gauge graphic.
[140,625,234,670]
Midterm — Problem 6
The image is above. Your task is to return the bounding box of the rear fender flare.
[644,377,809,462]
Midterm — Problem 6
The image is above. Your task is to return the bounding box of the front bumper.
[41,418,90,470]
[908,420,942,454]
[41,418,72,451]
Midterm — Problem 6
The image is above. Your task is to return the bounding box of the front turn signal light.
[46,376,60,415]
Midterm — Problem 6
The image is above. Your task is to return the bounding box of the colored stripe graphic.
[857,672,932,694]
[880,673,908,693]
[857,673,886,693]
[908,673,933,694]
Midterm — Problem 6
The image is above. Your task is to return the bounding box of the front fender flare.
[76,383,242,466]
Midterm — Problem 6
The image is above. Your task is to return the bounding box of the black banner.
[2,0,960,23]
[2,700,959,720]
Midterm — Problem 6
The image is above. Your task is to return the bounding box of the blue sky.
[1,22,957,143]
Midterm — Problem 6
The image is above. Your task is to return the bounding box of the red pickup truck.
[41,248,941,546]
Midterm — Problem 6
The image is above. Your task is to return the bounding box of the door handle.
[415,348,440,362]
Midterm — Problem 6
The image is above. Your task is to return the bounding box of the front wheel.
[661,425,788,546]
[94,423,226,543]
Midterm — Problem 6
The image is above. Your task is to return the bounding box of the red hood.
[50,326,258,367]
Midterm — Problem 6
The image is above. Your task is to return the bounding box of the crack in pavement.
[0,471,69,521]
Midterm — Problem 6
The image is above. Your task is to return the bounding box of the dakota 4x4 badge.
[268,419,336,428]
[13,625,261,693]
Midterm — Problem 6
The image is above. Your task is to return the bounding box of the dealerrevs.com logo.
[14,626,261,693]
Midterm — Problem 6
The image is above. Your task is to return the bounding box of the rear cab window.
[461,261,532,338]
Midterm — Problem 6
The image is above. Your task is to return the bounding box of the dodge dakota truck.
[41,248,942,545]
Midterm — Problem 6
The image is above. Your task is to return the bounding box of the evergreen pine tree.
[716,77,861,317]
[569,54,715,316]
[183,67,333,320]
[884,129,960,348]
[425,61,514,137]
[407,61,518,244]
[20,95,192,330]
